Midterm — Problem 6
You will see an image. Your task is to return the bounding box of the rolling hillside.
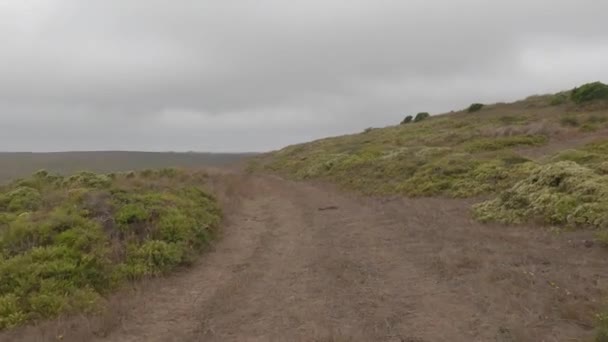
[257,82,608,233]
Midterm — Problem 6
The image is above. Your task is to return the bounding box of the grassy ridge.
[264,117,545,197]
[258,83,608,229]
[0,169,221,329]
[262,95,608,198]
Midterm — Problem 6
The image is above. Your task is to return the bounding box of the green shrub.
[0,170,221,329]
[468,103,484,113]
[414,112,430,122]
[115,204,150,226]
[157,208,197,243]
[473,161,608,228]
[4,187,42,213]
[122,241,183,278]
[397,153,478,195]
[394,153,535,198]
[401,115,413,125]
[571,82,608,104]
[0,294,26,329]
[0,208,101,256]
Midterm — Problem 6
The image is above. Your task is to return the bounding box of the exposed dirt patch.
[3,172,607,341]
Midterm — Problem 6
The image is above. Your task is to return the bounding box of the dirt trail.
[6,173,608,341]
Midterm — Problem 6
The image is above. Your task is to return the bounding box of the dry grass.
[481,120,565,138]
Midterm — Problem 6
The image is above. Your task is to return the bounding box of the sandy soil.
[3,172,607,342]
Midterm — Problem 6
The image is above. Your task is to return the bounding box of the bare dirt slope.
[6,172,608,342]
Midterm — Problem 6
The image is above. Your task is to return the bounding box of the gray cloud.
[1,0,608,151]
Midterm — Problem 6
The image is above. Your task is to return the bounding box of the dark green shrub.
[115,204,150,226]
[473,161,608,228]
[157,208,196,243]
[5,187,42,212]
[468,103,484,113]
[414,112,430,122]
[401,115,413,125]
[571,82,608,104]
[122,241,183,278]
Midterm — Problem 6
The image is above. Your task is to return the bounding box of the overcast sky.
[1,0,607,152]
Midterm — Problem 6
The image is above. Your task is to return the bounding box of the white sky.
[1,0,607,152]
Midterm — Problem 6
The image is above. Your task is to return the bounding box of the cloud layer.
[1,0,608,151]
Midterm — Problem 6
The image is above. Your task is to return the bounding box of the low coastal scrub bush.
[0,169,221,329]
[571,82,608,104]
[467,103,484,113]
[473,160,608,228]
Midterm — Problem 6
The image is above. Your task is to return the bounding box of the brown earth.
[3,171,607,342]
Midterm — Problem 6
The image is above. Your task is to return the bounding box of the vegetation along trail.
[8,169,606,342]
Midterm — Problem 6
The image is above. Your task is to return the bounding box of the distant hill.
[0,151,255,183]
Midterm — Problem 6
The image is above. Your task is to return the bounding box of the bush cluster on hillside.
[468,103,484,113]
[401,115,413,125]
[0,169,221,329]
[473,161,608,228]
[401,113,430,124]
[571,82,608,104]
[265,124,543,198]
[414,112,430,122]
